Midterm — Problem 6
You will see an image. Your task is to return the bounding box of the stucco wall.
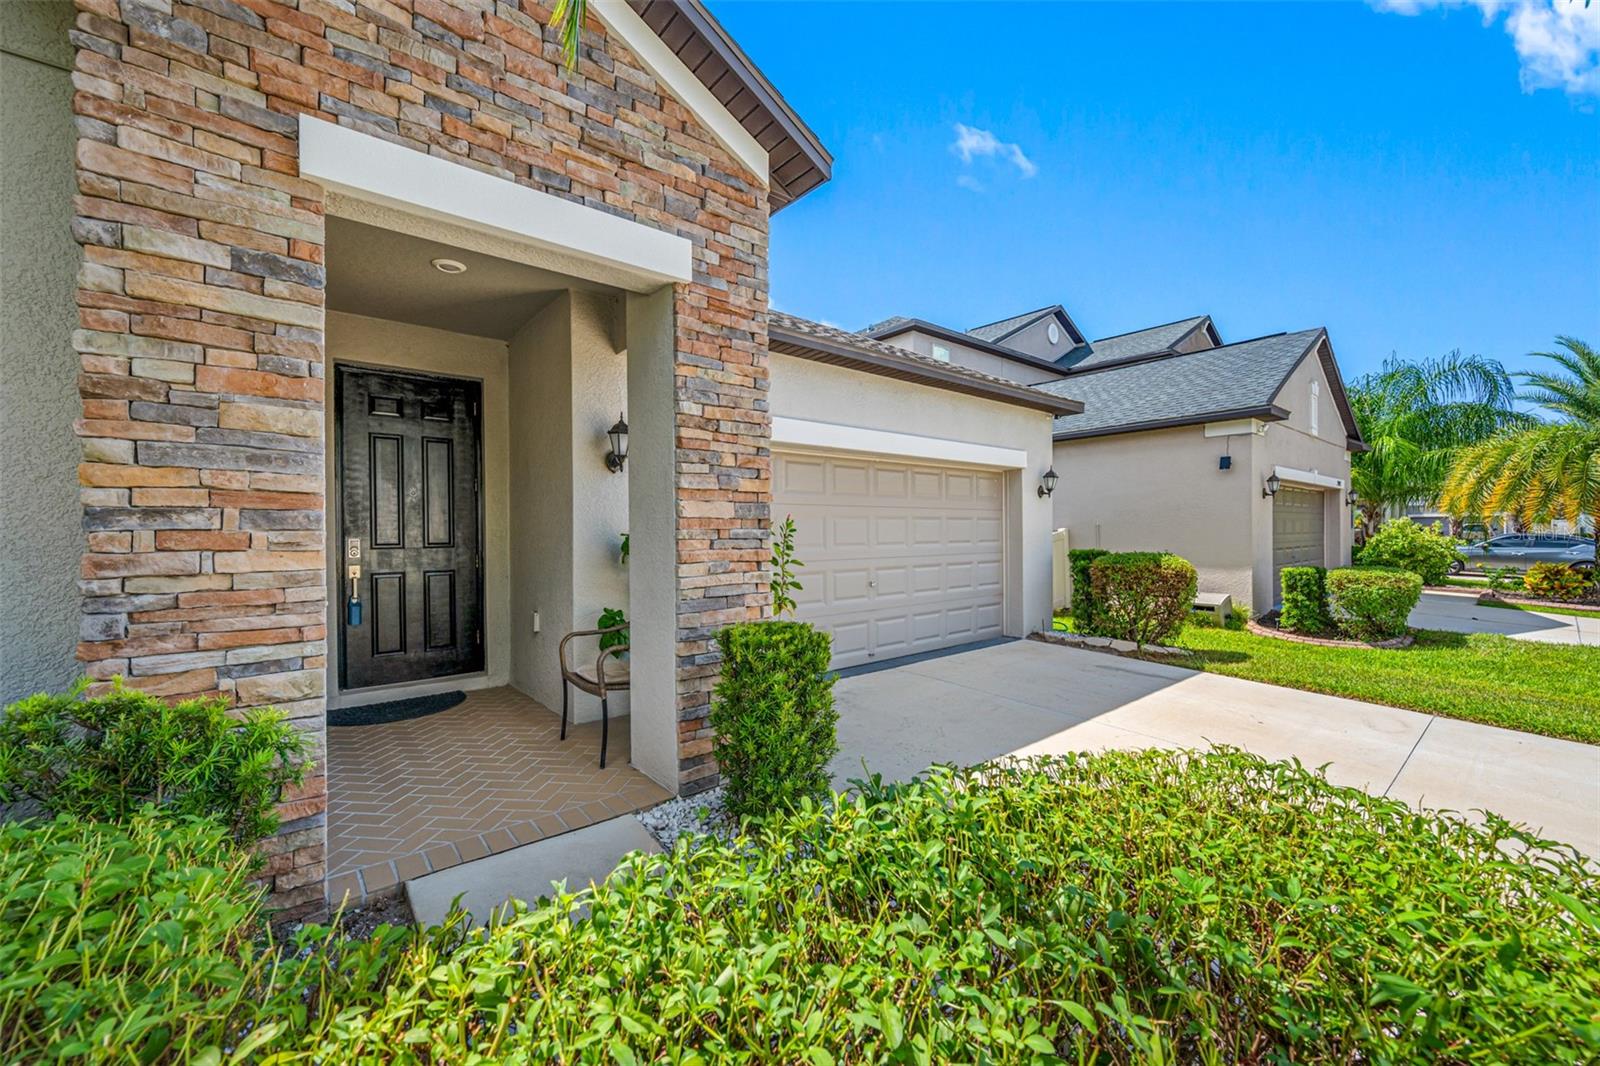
[1052,425,1258,607]
[0,0,80,703]
[1001,315,1078,362]
[768,353,1057,637]
[507,292,630,726]
[323,312,512,704]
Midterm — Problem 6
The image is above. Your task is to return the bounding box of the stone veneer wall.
[69,0,771,919]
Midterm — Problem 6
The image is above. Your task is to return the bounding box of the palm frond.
[551,0,585,69]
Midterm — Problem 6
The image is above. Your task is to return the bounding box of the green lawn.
[1165,626,1600,744]
[1478,598,1600,620]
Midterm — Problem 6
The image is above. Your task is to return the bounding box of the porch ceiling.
[326,217,617,341]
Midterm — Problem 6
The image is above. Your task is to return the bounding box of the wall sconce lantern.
[605,414,629,473]
[1346,489,1359,506]
[1038,467,1059,498]
[1263,472,1281,498]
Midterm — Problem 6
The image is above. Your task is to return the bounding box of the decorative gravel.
[636,786,737,851]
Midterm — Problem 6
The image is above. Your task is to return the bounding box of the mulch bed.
[1246,615,1414,650]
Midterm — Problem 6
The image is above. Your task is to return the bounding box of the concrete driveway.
[1409,589,1596,644]
[829,639,1600,856]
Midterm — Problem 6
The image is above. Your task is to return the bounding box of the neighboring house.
[869,308,1366,613]
[0,0,1077,916]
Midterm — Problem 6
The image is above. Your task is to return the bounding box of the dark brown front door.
[337,366,484,689]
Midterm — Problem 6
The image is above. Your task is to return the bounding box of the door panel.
[774,451,1005,669]
[338,367,483,689]
[1272,486,1327,604]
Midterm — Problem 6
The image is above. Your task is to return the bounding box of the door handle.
[347,564,363,626]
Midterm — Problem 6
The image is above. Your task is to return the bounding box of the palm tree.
[1441,337,1600,557]
[1348,351,1524,541]
[551,0,585,67]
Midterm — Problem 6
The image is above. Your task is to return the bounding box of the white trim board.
[298,116,692,289]
[1273,465,1345,490]
[771,416,1027,469]
[589,0,767,188]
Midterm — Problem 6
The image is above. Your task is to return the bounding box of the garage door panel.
[1272,486,1327,603]
[832,462,871,495]
[776,451,1006,668]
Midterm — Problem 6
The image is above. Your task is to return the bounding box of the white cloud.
[1373,0,1600,97]
[950,123,1038,178]
[955,174,986,193]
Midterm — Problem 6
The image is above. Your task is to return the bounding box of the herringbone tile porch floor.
[327,686,669,905]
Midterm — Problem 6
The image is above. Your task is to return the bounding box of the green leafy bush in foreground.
[5,753,1596,1063]
[296,751,1598,1063]
[1326,564,1423,640]
[0,681,306,844]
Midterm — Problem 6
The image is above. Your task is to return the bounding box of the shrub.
[769,513,805,618]
[710,621,838,818]
[1355,520,1461,585]
[0,814,273,1063]
[0,681,306,844]
[1068,547,1109,631]
[1279,565,1330,633]
[1325,566,1422,640]
[1088,551,1198,646]
[280,751,1600,1064]
[1524,561,1592,602]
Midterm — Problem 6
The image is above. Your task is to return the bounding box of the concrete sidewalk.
[1409,588,1596,645]
[830,639,1600,856]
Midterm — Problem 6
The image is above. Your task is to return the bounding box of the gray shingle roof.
[967,307,1055,343]
[1058,316,1211,370]
[769,311,1084,415]
[862,315,914,335]
[1039,328,1325,438]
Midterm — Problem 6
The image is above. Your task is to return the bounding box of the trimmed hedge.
[1355,520,1461,585]
[1068,547,1110,631]
[1088,551,1198,646]
[0,682,306,844]
[1279,565,1330,634]
[1525,561,1592,602]
[1326,566,1422,640]
[6,754,1599,1063]
[709,620,838,818]
[284,751,1600,1062]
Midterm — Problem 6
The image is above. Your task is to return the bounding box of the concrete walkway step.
[405,814,661,928]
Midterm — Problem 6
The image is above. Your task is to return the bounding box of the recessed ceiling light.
[431,258,467,275]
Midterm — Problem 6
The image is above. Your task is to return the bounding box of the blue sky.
[714,1,1600,381]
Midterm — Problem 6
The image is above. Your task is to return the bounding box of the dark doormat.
[330,690,467,728]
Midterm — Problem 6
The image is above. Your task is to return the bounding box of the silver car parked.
[1451,533,1596,574]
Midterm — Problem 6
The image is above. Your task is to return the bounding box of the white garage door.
[1272,486,1326,603]
[773,451,1005,669]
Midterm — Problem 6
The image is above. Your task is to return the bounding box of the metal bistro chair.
[558,623,629,769]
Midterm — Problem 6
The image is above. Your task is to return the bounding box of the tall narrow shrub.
[1069,548,1110,630]
[1279,566,1330,634]
[710,621,837,817]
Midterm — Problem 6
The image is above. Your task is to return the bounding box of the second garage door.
[1272,486,1327,604]
[773,451,1005,669]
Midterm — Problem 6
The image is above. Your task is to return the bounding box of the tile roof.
[768,311,1084,415]
[1038,328,1326,438]
[1057,316,1211,371]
